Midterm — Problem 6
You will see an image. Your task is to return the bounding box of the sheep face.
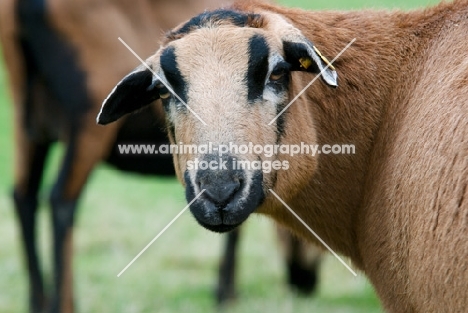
[98,9,337,233]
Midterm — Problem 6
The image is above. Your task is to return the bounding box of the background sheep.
[98,0,468,312]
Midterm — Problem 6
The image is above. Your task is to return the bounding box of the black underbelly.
[105,106,176,177]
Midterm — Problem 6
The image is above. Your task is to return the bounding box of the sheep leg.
[216,228,240,305]
[285,235,320,294]
[277,226,321,295]
[48,136,79,313]
[13,141,51,313]
[49,196,76,313]
[48,122,118,313]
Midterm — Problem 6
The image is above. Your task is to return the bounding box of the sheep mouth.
[184,170,265,233]
[186,189,262,233]
[197,221,241,233]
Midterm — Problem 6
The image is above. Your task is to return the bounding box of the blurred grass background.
[0,0,439,312]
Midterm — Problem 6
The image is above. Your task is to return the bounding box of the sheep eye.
[269,62,290,82]
[269,71,284,81]
[158,85,171,99]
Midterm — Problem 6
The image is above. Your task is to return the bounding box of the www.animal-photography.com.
[0,0,466,312]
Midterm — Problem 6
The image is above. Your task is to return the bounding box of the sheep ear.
[283,40,338,87]
[97,67,161,125]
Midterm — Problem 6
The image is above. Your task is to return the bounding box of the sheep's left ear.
[261,13,338,87]
[283,40,338,87]
[97,66,161,125]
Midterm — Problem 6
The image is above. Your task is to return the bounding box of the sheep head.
[97,9,338,233]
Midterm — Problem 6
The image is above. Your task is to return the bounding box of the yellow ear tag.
[313,46,335,71]
[299,57,313,70]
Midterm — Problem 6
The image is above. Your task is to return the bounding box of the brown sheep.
[98,0,468,312]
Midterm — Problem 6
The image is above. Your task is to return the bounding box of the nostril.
[201,180,241,207]
[224,180,241,196]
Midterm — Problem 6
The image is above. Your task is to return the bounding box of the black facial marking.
[168,9,262,39]
[247,34,270,102]
[160,46,188,107]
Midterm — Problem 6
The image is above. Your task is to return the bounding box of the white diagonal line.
[117,190,206,277]
[269,189,357,276]
[268,38,356,126]
[118,37,208,126]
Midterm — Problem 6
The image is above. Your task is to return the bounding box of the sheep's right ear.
[97,67,160,125]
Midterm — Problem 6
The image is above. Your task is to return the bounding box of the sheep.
[98,0,468,312]
[0,0,227,312]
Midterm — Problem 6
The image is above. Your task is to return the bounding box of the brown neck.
[254,3,439,266]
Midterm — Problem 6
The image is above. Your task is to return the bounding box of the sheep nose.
[195,155,243,208]
[200,179,241,207]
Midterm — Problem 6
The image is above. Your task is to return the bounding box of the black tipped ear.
[97,68,160,125]
[283,41,338,87]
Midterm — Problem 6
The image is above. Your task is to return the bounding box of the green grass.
[0,0,440,312]
[279,0,438,9]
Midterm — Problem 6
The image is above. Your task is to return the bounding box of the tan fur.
[138,1,468,311]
